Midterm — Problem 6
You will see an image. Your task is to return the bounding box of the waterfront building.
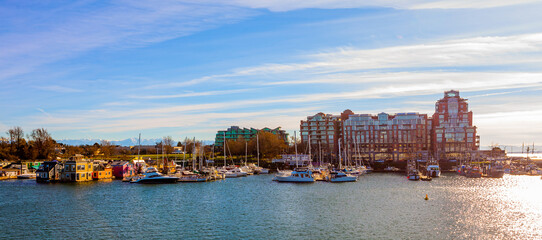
[300,90,479,168]
[214,126,288,147]
[36,161,62,183]
[432,90,479,168]
[343,112,431,163]
[92,162,113,180]
[61,155,93,182]
[111,161,134,179]
[300,111,353,160]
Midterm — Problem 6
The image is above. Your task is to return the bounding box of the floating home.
[61,155,93,182]
[111,161,134,179]
[36,161,63,183]
[92,162,113,180]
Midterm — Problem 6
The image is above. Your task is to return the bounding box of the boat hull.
[408,175,420,181]
[274,176,315,183]
[329,177,357,182]
[131,177,178,184]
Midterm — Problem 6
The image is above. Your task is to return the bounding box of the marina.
[1,173,541,239]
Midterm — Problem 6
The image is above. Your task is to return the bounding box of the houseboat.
[111,161,135,179]
[36,161,63,183]
[61,157,93,182]
[92,162,113,180]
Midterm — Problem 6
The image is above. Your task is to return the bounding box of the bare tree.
[29,128,56,160]
[100,140,114,159]
[163,136,174,157]
[7,126,25,159]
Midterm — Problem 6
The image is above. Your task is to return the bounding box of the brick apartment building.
[299,90,479,167]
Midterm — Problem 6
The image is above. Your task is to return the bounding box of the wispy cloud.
[133,88,254,99]
[35,85,83,93]
[0,1,257,81]
[227,33,542,77]
[228,0,540,11]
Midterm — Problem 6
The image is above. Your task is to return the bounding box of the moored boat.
[427,165,441,178]
[407,170,420,181]
[327,171,357,182]
[17,173,36,179]
[465,166,482,178]
[487,165,505,178]
[273,168,315,183]
[130,167,178,184]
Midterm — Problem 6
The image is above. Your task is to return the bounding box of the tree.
[29,128,56,160]
[163,136,174,156]
[100,140,114,159]
[7,126,25,160]
[249,131,287,159]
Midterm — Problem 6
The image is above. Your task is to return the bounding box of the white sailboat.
[274,131,315,183]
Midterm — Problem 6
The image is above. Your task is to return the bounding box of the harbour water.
[1,173,541,239]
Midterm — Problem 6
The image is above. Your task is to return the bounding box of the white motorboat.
[427,165,441,177]
[225,167,247,178]
[407,170,420,181]
[130,167,178,184]
[273,168,314,183]
[328,171,357,182]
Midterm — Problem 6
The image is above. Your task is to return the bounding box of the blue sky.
[1,0,542,148]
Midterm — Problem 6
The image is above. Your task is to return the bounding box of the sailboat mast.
[294,131,298,168]
[192,137,196,170]
[308,134,312,166]
[223,132,226,167]
[338,138,342,169]
[137,133,141,160]
[319,140,322,167]
[257,133,260,167]
[183,139,186,169]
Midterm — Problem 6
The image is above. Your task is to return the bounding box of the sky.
[1,0,542,149]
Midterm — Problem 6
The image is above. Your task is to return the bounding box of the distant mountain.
[57,138,214,146]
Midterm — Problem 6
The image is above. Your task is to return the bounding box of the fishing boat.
[407,170,420,181]
[327,171,357,182]
[273,167,315,183]
[130,167,178,184]
[427,165,441,178]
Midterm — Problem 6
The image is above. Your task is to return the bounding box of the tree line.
[0,127,56,160]
[0,127,299,162]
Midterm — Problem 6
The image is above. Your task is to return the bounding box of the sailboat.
[274,131,315,183]
[327,139,357,182]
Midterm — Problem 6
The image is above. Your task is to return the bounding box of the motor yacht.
[273,168,315,183]
[327,171,357,182]
[224,167,248,178]
[130,167,178,184]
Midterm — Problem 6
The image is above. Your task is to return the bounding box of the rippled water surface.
[1,173,541,239]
